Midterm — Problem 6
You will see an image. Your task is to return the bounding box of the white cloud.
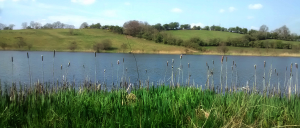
[250,26,258,30]
[228,7,236,12]
[171,8,182,13]
[190,22,204,27]
[102,10,117,17]
[247,16,254,19]
[124,2,130,5]
[71,0,95,5]
[248,4,263,9]
[219,9,225,13]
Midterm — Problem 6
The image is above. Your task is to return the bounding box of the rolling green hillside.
[164,30,244,41]
[0,29,189,54]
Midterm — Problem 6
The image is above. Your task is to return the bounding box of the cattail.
[95,52,96,57]
[264,61,266,68]
[221,56,224,63]
[27,52,29,58]
[296,63,298,69]
[213,60,214,65]
[233,61,234,66]
[172,59,174,64]
[41,55,43,61]
[254,64,256,70]
[118,60,119,65]
[275,68,276,73]
[172,66,173,69]
[180,54,182,59]
[54,50,56,57]
[226,57,227,62]
[188,63,190,68]
[61,65,62,70]
[123,58,124,63]
[167,61,168,66]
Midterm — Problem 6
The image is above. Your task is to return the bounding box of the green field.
[0,29,188,53]
[164,30,244,41]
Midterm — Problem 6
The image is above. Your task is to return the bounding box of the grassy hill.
[164,30,244,41]
[0,29,189,54]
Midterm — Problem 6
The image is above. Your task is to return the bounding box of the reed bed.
[0,82,300,127]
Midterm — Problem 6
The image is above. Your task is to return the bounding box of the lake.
[0,51,299,93]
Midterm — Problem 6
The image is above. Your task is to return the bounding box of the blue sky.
[0,0,299,34]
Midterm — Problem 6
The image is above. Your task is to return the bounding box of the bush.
[93,39,113,52]
[69,41,77,51]
[120,43,128,52]
[218,42,229,54]
[0,42,8,50]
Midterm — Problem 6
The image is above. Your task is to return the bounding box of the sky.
[0,0,299,34]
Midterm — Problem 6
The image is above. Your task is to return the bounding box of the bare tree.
[30,21,35,28]
[34,22,42,29]
[0,23,6,30]
[8,24,15,30]
[274,25,290,40]
[123,20,142,36]
[80,22,89,29]
[259,25,269,40]
[22,22,27,29]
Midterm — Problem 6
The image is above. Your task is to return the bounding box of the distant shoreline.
[1,49,300,57]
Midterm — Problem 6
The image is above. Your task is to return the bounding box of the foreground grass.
[0,29,187,54]
[0,85,300,127]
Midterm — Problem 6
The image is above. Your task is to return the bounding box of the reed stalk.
[42,55,44,85]
[220,56,223,93]
[179,55,182,85]
[295,63,298,95]
[264,61,266,94]
[188,63,190,86]
[104,69,106,91]
[117,60,120,90]
[254,64,256,92]
[11,56,13,85]
[164,61,168,84]
[27,52,31,87]
[226,57,228,91]
[94,52,97,89]
[53,50,55,86]
[212,60,214,90]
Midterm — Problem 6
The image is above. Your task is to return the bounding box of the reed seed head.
[11,57,13,62]
[54,50,56,57]
[94,52,96,57]
[167,61,168,66]
[117,60,119,65]
[254,64,256,69]
[123,58,124,63]
[104,69,106,73]
[275,68,276,73]
[172,59,174,64]
[188,63,190,68]
[61,65,62,70]
[180,54,182,59]
[41,55,43,61]
[145,69,147,73]
[172,66,173,69]
[226,57,227,62]
[213,60,214,65]
[68,61,70,67]
[264,61,266,68]
[295,63,298,69]
[27,52,29,59]
[126,68,127,72]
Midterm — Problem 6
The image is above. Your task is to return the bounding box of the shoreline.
[1,49,300,57]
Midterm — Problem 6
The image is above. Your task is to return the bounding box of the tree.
[30,21,35,28]
[0,23,6,30]
[153,23,163,31]
[169,22,179,30]
[0,42,8,50]
[8,24,15,30]
[259,25,269,39]
[204,26,210,30]
[123,20,142,36]
[22,22,27,29]
[163,24,169,30]
[218,42,229,54]
[80,22,89,29]
[180,24,191,30]
[69,41,77,51]
[90,23,101,29]
[33,22,41,29]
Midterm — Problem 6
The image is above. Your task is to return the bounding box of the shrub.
[69,41,77,51]
[93,39,113,52]
[0,42,8,50]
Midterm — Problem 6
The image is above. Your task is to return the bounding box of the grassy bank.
[0,29,188,54]
[0,84,300,127]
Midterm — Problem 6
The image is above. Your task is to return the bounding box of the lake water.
[0,51,299,93]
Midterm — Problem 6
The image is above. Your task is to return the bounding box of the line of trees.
[0,23,15,30]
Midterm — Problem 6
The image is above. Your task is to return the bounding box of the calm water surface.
[0,51,299,92]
